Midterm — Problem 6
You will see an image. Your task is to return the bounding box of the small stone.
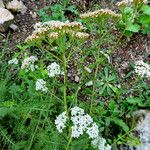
[10,23,18,31]
[0,0,5,8]
[75,75,80,82]
[30,11,37,19]
[6,0,27,14]
[0,8,14,32]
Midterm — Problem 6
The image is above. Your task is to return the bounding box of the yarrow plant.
[54,106,110,149]
[25,20,88,42]
[116,0,148,7]
[80,8,121,19]
[134,60,150,79]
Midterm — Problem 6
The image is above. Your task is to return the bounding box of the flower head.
[55,111,67,133]
[47,62,63,77]
[21,56,38,72]
[36,79,48,92]
[134,60,150,79]
[80,9,121,19]
[8,58,18,65]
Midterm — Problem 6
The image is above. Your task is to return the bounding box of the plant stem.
[66,133,72,150]
[89,62,99,115]
[63,52,68,115]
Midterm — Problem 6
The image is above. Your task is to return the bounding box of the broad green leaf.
[126,24,140,32]
[111,118,129,132]
[141,5,150,15]
[126,97,142,104]
[124,7,133,14]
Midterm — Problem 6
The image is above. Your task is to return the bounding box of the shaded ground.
[0,0,149,77]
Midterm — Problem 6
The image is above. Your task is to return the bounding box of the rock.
[0,8,14,32]
[134,110,150,150]
[10,23,18,31]
[0,0,4,8]
[6,0,27,14]
[75,75,80,82]
[29,11,37,19]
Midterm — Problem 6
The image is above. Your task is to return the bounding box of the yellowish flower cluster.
[25,20,88,42]
[80,9,121,19]
[116,0,147,7]
[116,0,128,7]
[75,32,90,39]
[34,20,85,31]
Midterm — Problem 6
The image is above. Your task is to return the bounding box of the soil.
[0,0,149,77]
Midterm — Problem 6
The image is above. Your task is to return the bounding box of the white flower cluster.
[55,112,67,133]
[55,107,111,149]
[55,107,99,138]
[91,136,111,150]
[134,60,150,79]
[36,79,48,92]
[21,56,38,72]
[80,8,121,19]
[8,58,18,65]
[47,62,63,77]
[71,106,96,138]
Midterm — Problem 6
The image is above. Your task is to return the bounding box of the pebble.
[10,23,18,31]
[75,75,80,82]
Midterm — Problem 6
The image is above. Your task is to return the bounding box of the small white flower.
[47,62,62,77]
[86,123,99,139]
[91,136,111,150]
[36,79,48,92]
[71,106,85,116]
[21,56,38,71]
[85,81,93,86]
[71,125,84,138]
[134,60,150,79]
[8,58,18,65]
[55,111,67,133]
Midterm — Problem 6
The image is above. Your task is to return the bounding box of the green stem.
[63,52,68,115]
[89,62,99,115]
[66,133,72,150]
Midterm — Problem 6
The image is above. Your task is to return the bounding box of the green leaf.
[139,15,150,25]
[111,118,129,132]
[126,97,142,105]
[141,5,150,15]
[126,24,140,32]
[109,84,119,94]
[124,7,133,14]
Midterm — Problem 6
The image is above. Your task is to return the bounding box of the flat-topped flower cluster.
[80,8,121,19]
[25,20,89,42]
[134,60,150,79]
[116,0,148,7]
[55,106,111,149]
